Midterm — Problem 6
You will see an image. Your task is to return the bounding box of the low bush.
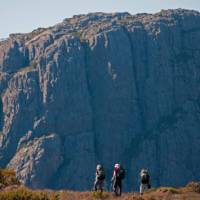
[0,168,20,187]
[92,191,109,199]
[185,182,200,193]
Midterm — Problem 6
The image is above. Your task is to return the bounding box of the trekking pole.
[104,180,108,192]
[110,180,113,192]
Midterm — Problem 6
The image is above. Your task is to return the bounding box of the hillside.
[0,9,200,190]
[0,183,200,200]
[0,169,200,200]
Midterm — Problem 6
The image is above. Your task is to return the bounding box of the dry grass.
[180,182,200,193]
[0,187,200,200]
[154,187,180,194]
[0,187,59,200]
[0,171,200,200]
[0,168,20,187]
[59,191,136,200]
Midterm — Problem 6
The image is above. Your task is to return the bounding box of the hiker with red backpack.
[111,163,125,196]
[140,169,151,195]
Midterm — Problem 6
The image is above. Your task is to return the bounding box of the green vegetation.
[92,191,109,199]
[30,61,37,69]
[71,31,82,38]
[71,31,87,43]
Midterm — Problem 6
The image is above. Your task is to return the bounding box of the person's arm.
[96,171,99,180]
[111,171,115,181]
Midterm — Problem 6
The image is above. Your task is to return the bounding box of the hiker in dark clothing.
[140,169,151,195]
[111,163,125,196]
[93,164,105,192]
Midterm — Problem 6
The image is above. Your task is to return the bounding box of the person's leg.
[94,179,98,191]
[113,179,117,192]
[140,184,144,195]
[100,180,104,193]
[144,184,148,193]
[115,180,120,196]
[119,180,122,196]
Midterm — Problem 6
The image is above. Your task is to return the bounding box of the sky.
[1,0,200,39]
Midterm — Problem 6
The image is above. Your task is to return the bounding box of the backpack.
[116,167,125,180]
[97,169,105,180]
[141,173,149,184]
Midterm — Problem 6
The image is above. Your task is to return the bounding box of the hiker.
[140,169,151,195]
[111,163,125,196]
[93,164,105,192]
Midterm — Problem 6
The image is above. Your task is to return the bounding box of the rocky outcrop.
[8,134,62,188]
[0,9,200,190]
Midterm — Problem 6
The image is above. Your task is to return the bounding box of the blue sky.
[1,0,200,38]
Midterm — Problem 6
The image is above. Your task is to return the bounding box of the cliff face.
[0,9,200,190]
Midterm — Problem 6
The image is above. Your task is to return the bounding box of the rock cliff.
[0,9,200,190]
